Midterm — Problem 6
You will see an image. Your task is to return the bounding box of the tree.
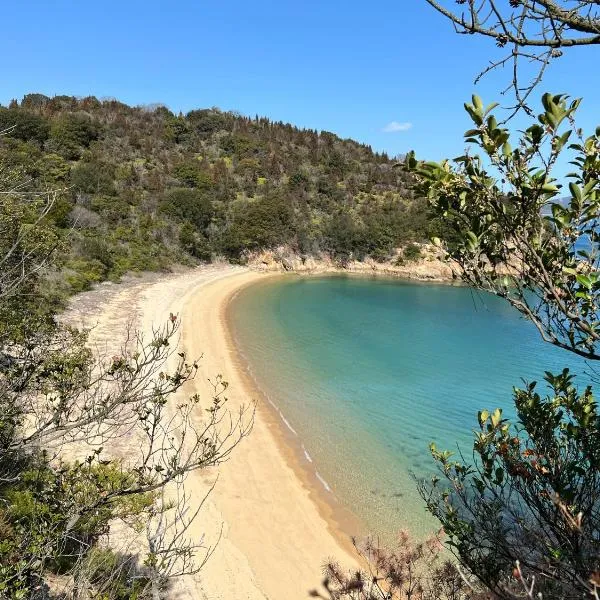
[407,95,600,598]
[0,108,50,144]
[421,371,600,599]
[160,187,214,231]
[1,92,423,294]
[71,161,116,195]
[402,6,600,594]
[179,221,212,261]
[173,162,213,189]
[0,181,253,598]
[49,114,100,160]
[407,94,599,361]
[425,1,600,112]
[220,192,295,258]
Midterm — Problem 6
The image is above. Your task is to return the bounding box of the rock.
[244,244,458,282]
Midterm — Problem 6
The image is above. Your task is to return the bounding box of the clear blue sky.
[2,1,599,169]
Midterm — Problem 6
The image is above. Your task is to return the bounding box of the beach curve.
[64,264,359,600]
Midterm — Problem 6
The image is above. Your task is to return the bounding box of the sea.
[229,275,592,539]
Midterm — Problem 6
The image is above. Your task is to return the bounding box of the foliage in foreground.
[311,532,474,600]
[0,182,252,598]
[406,94,600,599]
[421,371,600,599]
[408,93,599,360]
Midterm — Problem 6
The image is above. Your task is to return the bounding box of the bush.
[220,193,294,257]
[49,114,100,159]
[403,243,421,261]
[0,108,50,144]
[160,187,214,230]
[324,212,368,261]
[179,221,212,261]
[64,257,108,291]
[421,371,600,599]
[173,162,213,189]
[71,161,116,195]
[79,548,151,600]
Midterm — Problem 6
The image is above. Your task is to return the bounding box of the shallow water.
[229,275,591,538]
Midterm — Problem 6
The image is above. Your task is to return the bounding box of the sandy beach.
[65,264,358,600]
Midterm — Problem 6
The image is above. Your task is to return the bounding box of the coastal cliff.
[246,244,458,282]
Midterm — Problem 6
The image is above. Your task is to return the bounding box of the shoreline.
[222,274,368,546]
[168,267,363,598]
[62,265,361,599]
[246,246,459,282]
[65,264,452,598]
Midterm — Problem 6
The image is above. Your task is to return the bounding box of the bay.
[229,275,591,538]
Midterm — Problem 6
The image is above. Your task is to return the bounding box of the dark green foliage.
[179,221,211,260]
[20,93,50,109]
[403,243,421,261]
[187,108,231,135]
[163,115,187,143]
[325,212,369,261]
[421,371,600,599]
[0,108,49,144]
[288,171,310,192]
[160,187,214,230]
[221,192,295,257]
[71,160,116,195]
[173,161,214,189]
[49,113,100,159]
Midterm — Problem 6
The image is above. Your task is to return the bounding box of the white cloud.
[382,121,413,133]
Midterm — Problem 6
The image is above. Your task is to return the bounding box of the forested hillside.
[0,93,431,293]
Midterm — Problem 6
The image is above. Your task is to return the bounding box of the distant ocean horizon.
[229,275,591,539]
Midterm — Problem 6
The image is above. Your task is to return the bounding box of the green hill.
[0,93,433,293]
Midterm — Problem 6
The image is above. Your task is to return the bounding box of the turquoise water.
[229,275,590,538]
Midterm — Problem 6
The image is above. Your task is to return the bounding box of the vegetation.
[311,532,472,600]
[371,5,600,598]
[408,93,599,360]
[0,177,253,597]
[0,93,432,297]
[407,94,600,599]
[424,1,600,113]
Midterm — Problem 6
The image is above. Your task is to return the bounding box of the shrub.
[403,243,421,262]
[71,161,116,195]
[160,187,214,230]
[0,108,50,144]
[179,221,212,261]
[49,114,100,159]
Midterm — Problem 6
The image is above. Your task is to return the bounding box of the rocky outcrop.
[245,245,459,282]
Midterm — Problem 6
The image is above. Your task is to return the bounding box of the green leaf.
[478,410,489,427]
[465,230,479,250]
[569,182,583,202]
[491,408,502,428]
[576,274,592,289]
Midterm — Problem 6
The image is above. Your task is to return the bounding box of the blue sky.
[2,1,599,170]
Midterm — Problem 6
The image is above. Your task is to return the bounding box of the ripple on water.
[230,276,590,539]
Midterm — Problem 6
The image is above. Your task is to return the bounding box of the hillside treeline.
[0,93,432,292]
